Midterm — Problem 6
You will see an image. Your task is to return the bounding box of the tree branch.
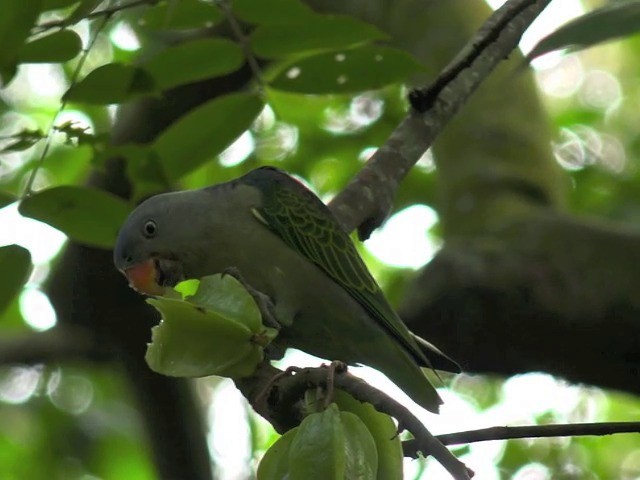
[34,0,157,33]
[403,421,640,456]
[439,422,640,445]
[328,0,553,239]
[216,0,265,88]
[0,326,107,364]
[45,62,261,480]
[401,213,640,396]
[236,362,473,480]
[238,362,640,478]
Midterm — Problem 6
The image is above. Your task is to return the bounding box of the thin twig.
[328,0,553,239]
[215,0,264,89]
[34,0,156,33]
[408,0,541,112]
[23,14,111,197]
[403,422,640,456]
[441,422,640,445]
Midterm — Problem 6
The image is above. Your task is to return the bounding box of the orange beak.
[123,259,165,296]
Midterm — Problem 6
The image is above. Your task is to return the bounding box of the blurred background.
[1,0,640,478]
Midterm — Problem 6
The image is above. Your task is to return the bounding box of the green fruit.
[188,274,263,333]
[257,427,298,480]
[258,401,386,480]
[340,411,378,479]
[289,404,345,479]
[145,296,263,378]
[334,391,403,480]
[144,273,278,379]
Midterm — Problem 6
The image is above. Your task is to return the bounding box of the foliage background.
[1,0,639,478]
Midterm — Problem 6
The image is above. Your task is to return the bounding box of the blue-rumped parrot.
[113,166,459,413]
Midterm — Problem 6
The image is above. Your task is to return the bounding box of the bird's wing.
[244,167,429,366]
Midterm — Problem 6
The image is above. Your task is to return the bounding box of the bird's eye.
[143,220,158,238]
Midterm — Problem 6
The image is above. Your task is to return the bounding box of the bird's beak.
[122,259,165,296]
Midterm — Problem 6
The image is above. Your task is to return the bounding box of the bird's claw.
[222,267,282,330]
[255,366,302,408]
[322,361,348,408]
[221,266,243,280]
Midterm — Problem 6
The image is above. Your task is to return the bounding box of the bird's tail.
[410,332,461,373]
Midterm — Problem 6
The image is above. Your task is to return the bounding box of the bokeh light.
[19,288,56,331]
[110,21,141,51]
[366,204,440,269]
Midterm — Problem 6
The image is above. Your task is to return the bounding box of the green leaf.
[19,186,131,248]
[0,64,18,87]
[154,92,263,180]
[142,38,243,91]
[127,152,169,201]
[63,63,155,104]
[528,1,640,59]
[340,411,378,479]
[233,0,315,25]
[257,427,299,480]
[0,0,43,84]
[54,120,103,146]
[0,191,16,209]
[113,146,169,201]
[43,0,79,10]
[0,138,41,153]
[19,30,82,63]
[63,0,102,25]
[0,128,44,153]
[334,391,403,479]
[251,15,388,58]
[270,45,424,94]
[174,279,200,298]
[289,405,346,478]
[140,0,223,30]
[0,245,32,316]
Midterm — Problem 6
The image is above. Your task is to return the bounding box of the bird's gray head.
[113,189,209,295]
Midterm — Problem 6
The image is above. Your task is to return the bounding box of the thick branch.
[0,326,107,364]
[46,63,258,480]
[240,361,640,475]
[329,0,553,238]
[236,363,472,480]
[401,212,640,395]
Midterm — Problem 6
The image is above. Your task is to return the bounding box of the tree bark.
[46,64,258,479]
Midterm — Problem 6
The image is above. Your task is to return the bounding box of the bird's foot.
[222,266,282,330]
[255,366,302,407]
[322,361,348,408]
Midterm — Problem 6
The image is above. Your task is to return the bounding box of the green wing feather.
[244,168,429,366]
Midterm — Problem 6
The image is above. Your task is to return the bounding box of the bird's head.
[113,190,206,296]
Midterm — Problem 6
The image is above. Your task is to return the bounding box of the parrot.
[113,166,459,413]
